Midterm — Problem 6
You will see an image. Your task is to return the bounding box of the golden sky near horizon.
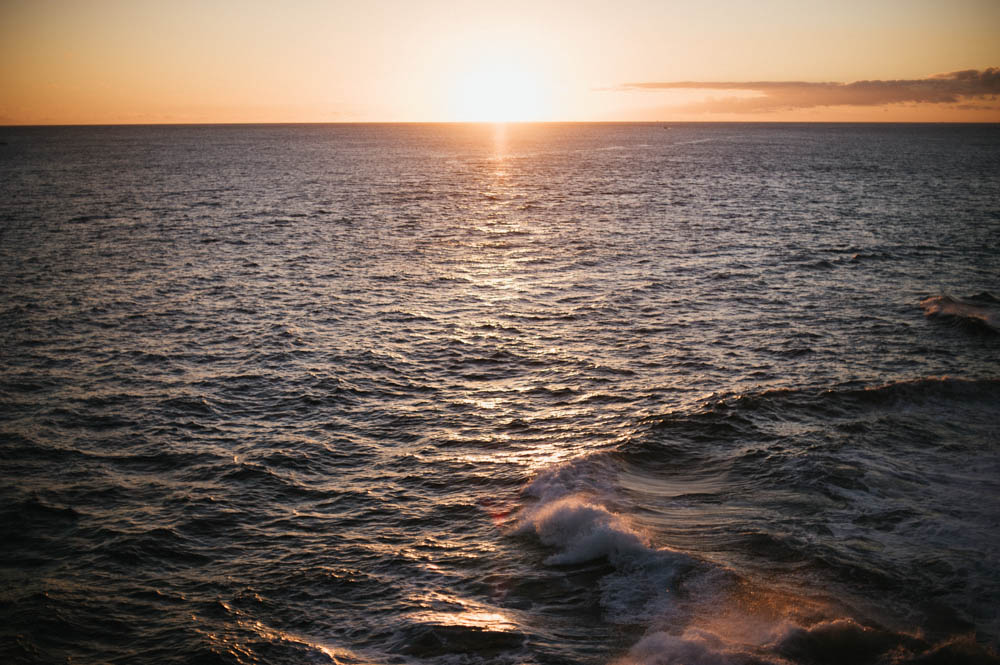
[1,0,999,124]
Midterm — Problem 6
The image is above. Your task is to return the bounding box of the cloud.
[619,68,1000,113]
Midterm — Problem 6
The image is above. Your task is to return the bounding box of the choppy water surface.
[1,123,998,664]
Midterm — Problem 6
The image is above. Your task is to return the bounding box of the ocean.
[1,122,998,664]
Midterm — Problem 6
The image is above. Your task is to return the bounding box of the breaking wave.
[517,377,1000,663]
[921,293,1000,334]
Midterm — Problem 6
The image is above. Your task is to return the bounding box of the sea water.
[1,123,998,664]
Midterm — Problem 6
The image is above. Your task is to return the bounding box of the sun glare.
[450,56,549,122]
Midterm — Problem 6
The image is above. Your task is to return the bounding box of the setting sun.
[449,56,550,122]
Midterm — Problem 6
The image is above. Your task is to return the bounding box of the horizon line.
[4,119,1000,128]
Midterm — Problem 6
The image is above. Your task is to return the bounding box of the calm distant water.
[1,123,998,664]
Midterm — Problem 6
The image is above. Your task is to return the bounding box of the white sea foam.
[515,495,648,565]
[516,491,704,627]
[518,457,649,566]
[517,459,712,625]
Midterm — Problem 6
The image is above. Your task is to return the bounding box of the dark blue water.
[1,123,998,664]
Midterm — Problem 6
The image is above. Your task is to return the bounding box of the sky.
[1,0,998,124]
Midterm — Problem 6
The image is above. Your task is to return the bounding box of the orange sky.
[1,0,998,124]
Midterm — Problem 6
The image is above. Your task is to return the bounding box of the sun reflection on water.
[407,590,519,633]
[491,122,508,160]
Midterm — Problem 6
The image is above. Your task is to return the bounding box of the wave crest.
[921,293,1000,334]
[516,495,648,566]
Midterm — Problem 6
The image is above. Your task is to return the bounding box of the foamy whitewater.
[1,123,998,664]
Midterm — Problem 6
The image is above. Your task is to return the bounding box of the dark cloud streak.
[620,68,1000,112]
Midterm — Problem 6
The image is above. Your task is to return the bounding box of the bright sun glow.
[449,55,549,122]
